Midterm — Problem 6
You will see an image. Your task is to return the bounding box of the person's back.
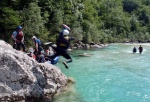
[50,25,73,69]
[133,47,137,53]
[32,36,42,52]
[35,38,42,46]
[32,36,44,62]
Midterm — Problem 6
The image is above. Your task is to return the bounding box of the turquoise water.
[53,43,150,102]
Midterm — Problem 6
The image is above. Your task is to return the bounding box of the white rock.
[0,40,68,101]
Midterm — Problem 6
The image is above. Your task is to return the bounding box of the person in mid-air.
[11,26,26,52]
[50,24,74,69]
[138,45,143,54]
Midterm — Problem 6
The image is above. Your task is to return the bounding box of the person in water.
[50,24,74,69]
[138,45,143,54]
[132,46,137,53]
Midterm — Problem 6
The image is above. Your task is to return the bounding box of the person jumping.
[50,24,74,69]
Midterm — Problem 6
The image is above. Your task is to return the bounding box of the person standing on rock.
[11,26,26,52]
[32,36,45,62]
[50,24,74,69]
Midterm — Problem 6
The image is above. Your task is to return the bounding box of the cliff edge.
[0,40,68,102]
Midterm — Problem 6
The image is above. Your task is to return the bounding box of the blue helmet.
[17,26,22,29]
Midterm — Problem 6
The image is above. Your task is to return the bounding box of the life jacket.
[16,31,23,41]
[56,37,69,50]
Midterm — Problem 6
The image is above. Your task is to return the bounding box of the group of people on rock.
[11,24,74,69]
[132,45,143,54]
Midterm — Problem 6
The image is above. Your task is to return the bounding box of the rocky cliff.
[0,40,68,102]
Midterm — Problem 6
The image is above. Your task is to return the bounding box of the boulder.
[0,40,68,102]
[0,40,13,49]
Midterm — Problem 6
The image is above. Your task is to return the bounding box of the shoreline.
[124,43,150,46]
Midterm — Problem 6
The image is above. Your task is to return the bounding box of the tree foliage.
[1,0,150,46]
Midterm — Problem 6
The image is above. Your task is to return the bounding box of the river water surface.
[53,43,150,102]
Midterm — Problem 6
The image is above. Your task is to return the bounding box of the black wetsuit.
[133,47,137,53]
[50,31,74,63]
[139,46,143,54]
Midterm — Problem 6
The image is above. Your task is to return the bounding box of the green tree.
[22,2,45,45]
[122,0,140,13]
[0,7,21,41]
[130,15,140,31]
[138,6,150,25]
[1,0,150,45]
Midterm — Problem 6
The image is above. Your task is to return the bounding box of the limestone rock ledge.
[0,40,68,102]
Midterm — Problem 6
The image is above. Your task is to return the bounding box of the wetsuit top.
[57,37,69,50]
[34,38,43,55]
[139,47,143,52]
[57,29,70,50]
[133,47,137,52]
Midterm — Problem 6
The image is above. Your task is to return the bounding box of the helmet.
[17,26,22,29]
[63,29,69,36]
[32,36,36,39]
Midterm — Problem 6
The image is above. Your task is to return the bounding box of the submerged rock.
[0,40,68,102]
[78,53,93,57]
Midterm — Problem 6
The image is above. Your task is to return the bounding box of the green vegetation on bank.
[1,0,150,46]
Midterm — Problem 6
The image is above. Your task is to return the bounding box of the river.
[52,43,150,102]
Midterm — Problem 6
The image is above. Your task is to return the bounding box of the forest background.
[1,0,150,46]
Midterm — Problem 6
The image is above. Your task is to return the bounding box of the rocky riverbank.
[72,41,108,49]
[0,40,70,102]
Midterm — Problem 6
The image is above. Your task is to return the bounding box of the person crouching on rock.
[50,24,74,69]
[27,48,36,60]
[32,36,45,63]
